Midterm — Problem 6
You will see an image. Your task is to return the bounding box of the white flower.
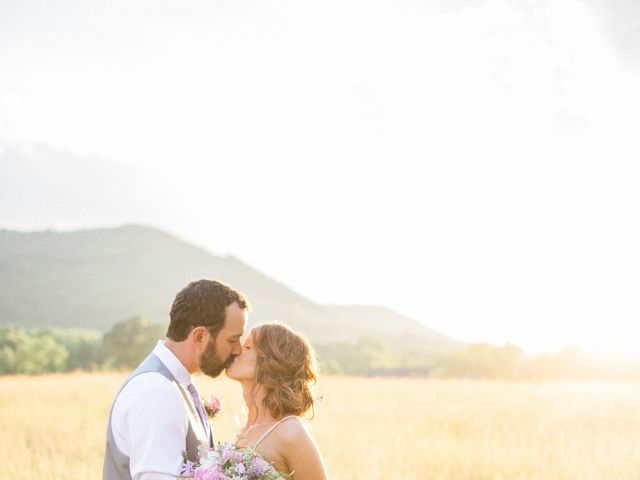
[197,448,221,469]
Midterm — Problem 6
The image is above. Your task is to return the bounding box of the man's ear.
[191,326,208,347]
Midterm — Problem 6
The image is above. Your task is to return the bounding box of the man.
[103,279,250,480]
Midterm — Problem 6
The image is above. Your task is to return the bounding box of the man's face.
[198,302,247,378]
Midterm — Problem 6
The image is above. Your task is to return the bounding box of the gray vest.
[103,352,214,480]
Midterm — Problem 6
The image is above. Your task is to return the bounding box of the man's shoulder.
[116,371,182,405]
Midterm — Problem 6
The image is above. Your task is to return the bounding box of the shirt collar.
[152,340,193,387]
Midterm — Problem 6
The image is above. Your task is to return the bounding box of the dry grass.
[1,373,639,479]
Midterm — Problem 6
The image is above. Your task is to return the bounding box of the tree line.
[2,319,639,380]
[314,340,640,380]
[0,318,163,375]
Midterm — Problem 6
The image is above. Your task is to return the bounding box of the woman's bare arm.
[279,422,328,480]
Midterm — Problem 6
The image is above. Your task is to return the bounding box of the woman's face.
[225,331,258,381]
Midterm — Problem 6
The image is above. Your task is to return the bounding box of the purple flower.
[236,461,246,475]
[181,460,196,476]
[234,451,245,463]
[248,456,271,477]
[221,443,235,464]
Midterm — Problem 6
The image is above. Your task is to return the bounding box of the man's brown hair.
[167,279,250,341]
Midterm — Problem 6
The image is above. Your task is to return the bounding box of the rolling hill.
[0,225,462,357]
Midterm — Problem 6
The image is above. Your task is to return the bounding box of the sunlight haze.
[1,0,639,353]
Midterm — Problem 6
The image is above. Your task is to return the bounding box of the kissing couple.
[103,279,328,480]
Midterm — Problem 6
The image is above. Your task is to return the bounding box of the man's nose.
[231,341,242,355]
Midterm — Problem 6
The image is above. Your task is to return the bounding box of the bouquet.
[179,442,290,480]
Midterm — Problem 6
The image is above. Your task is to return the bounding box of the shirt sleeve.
[122,375,189,480]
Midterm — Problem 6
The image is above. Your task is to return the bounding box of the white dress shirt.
[111,341,204,480]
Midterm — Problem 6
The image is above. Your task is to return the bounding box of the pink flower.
[203,395,223,419]
[206,395,222,411]
[194,464,225,480]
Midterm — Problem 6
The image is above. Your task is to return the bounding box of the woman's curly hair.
[252,323,318,418]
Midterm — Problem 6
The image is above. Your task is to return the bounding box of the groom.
[103,279,250,480]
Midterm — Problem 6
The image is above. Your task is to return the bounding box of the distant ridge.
[0,224,463,354]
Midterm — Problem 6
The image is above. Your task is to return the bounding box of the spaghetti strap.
[252,415,298,449]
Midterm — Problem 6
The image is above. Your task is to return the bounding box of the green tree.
[103,317,166,369]
[0,345,17,374]
[0,327,68,374]
[315,337,401,375]
[44,328,104,371]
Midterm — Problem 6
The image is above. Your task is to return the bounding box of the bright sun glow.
[1,0,639,353]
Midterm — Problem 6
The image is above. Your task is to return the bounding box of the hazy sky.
[1,0,640,352]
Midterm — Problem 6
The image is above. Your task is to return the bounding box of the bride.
[225,323,328,480]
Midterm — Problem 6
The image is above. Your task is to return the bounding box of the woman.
[225,322,328,480]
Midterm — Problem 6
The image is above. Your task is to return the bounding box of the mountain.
[324,304,461,355]
[0,225,462,355]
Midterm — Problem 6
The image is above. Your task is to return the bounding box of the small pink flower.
[194,464,225,480]
[206,395,222,411]
[203,395,223,419]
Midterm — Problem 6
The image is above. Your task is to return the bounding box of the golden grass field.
[1,373,640,479]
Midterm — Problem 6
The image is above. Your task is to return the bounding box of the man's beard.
[199,340,236,378]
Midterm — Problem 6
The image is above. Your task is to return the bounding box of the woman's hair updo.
[252,322,318,418]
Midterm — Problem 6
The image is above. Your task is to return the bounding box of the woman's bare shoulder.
[275,417,328,479]
[276,416,312,444]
